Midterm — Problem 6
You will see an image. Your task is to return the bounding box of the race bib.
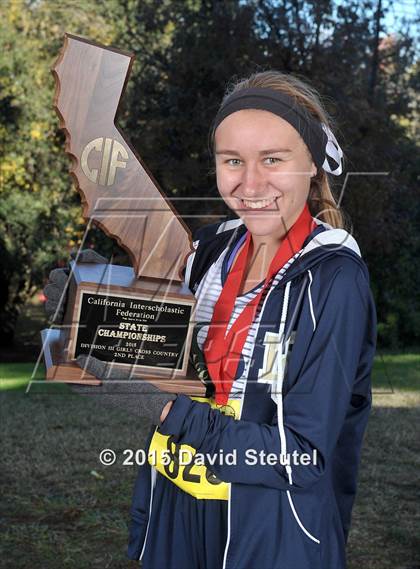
[148,396,241,500]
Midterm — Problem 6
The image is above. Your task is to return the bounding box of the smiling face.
[214,109,317,245]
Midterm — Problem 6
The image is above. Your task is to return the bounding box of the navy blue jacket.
[128,217,377,569]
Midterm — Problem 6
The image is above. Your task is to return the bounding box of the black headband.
[212,87,343,175]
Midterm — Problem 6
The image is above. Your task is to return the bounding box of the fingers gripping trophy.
[41,34,206,399]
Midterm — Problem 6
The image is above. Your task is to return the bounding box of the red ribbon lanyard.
[203,203,316,404]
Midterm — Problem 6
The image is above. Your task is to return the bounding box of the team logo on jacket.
[258,331,296,401]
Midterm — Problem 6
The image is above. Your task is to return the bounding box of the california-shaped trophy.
[41,34,205,396]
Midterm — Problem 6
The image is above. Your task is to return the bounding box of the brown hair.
[209,71,345,229]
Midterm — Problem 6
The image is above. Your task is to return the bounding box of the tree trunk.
[368,0,382,105]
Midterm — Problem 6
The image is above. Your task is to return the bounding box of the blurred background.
[0,1,419,568]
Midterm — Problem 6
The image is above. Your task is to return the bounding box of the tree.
[1,0,418,348]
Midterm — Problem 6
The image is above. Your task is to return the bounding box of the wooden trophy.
[40,34,205,396]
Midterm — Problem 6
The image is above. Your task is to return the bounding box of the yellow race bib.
[148,396,241,500]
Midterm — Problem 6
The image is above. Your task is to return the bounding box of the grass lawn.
[1,352,419,569]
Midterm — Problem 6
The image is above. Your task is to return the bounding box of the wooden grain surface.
[52,33,192,281]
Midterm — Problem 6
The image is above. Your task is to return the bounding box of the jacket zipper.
[221,277,280,569]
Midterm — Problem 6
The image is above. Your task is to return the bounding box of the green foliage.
[0,0,419,347]
[0,0,118,344]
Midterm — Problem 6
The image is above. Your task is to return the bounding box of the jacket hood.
[278,219,367,286]
[187,216,367,295]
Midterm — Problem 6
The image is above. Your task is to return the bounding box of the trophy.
[40,34,205,396]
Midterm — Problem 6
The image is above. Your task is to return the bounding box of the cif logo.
[81,137,129,186]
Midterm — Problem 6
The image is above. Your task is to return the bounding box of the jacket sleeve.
[158,261,376,491]
[127,426,156,560]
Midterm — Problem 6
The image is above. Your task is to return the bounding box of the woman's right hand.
[43,249,107,324]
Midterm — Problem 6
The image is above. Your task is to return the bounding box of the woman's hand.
[43,249,107,323]
[160,400,175,424]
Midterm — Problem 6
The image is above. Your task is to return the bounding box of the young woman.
[45,71,377,569]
